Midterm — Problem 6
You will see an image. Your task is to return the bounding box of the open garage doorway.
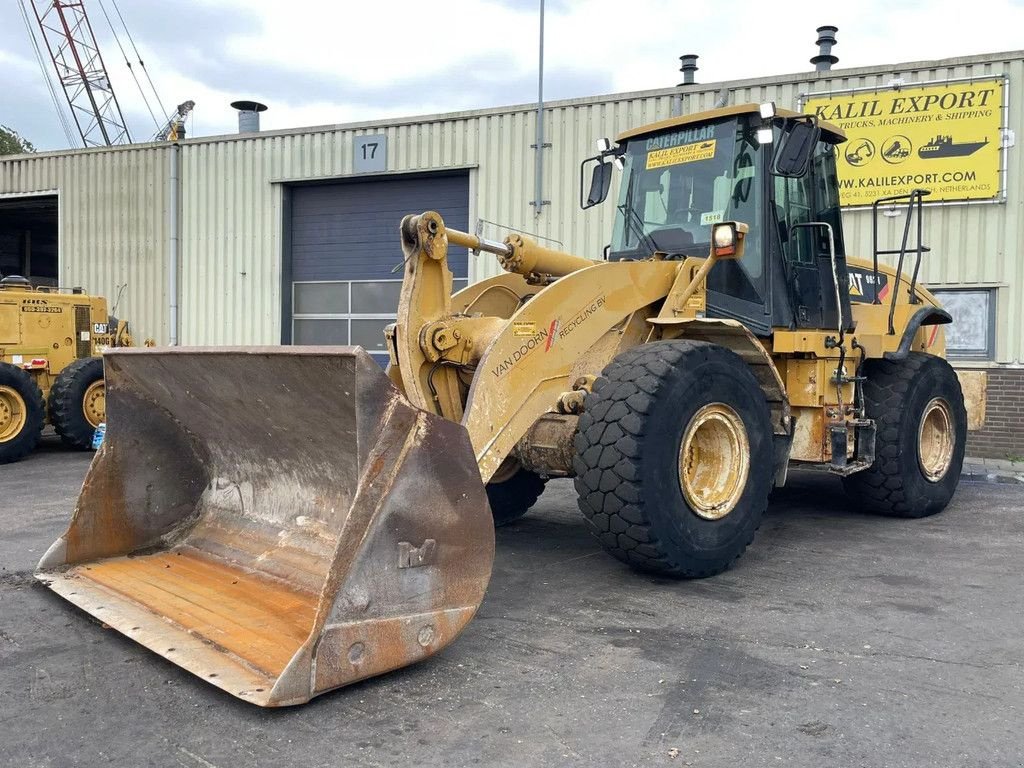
[0,194,58,287]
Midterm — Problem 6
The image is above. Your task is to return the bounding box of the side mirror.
[773,120,820,177]
[580,157,613,210]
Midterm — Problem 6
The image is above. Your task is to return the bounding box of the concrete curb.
[962,458,1024,485]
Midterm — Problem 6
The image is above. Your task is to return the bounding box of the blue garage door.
[289,172,470,364]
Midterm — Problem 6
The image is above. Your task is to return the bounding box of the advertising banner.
[803,79,1004,206]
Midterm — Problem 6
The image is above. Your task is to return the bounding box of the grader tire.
[49,357,105,450]
[487,469,546,527]
[843,353,966,518]
[573,340,774,578]
[0,362,45,464]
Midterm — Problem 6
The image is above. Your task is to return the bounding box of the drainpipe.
[168,143,180,345]
[672,54,699,117]
[531,0,548,216]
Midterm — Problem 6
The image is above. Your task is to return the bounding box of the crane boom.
[29,0,132,147]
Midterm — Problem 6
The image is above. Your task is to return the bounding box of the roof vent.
[811,26,838,71]
[230,100,268,133]
[678,54,698,86]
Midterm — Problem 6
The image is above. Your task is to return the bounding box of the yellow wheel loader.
[0,278,136,463]
[36,104,978,707]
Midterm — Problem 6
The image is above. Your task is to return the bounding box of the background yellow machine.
[0,277,134,463]
[37,104,979,706]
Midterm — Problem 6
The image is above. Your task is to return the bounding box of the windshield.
[610,116,762,263]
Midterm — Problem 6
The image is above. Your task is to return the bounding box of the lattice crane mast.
[28,0,132,147]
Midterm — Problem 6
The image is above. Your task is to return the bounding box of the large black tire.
[0,362,45,464]
[48,357,105,450]
[843,353,966,518]
[573,340,774,577]
[486,469,546,527]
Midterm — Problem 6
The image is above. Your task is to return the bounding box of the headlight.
[713,224,735,249]
[711,222,748,259]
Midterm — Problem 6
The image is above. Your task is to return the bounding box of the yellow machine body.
[0,284,126,401]
[0,281,139,461]
[36,104,982,706]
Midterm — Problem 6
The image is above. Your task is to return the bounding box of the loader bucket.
[35,346,494,707]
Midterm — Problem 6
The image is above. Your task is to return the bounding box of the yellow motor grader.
[37,103,977,706]
[0,278,135,462]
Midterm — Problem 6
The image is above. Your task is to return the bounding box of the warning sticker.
[646,140,716,170]
[513,321,537,337]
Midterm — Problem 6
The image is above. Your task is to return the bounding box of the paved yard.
[1,437,1022,767]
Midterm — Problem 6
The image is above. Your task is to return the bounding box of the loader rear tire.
[487,468,546,526]
[49,357,105,450]
[0,362,45,464]
[842,353,966,518]
[573,340,773,578]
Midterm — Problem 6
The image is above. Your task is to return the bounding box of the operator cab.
[585,104,849,337]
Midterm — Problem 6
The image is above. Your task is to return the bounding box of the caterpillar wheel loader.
[37,103,977,707]
[0,277,137,463]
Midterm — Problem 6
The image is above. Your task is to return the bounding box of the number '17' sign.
[353,134,388,173]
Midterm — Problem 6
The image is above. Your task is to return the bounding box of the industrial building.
[1,48,1021,457]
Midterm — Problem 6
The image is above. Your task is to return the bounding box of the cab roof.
[615,103,846,144]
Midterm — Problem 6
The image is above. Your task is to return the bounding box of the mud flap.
[35,347,494,707]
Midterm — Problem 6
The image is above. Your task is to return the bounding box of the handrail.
[870,189,931,334]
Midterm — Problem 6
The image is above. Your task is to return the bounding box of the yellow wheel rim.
[678,403,750,520]
[0,385,28,443]
[918,397,955,483]
[82,380,106,429]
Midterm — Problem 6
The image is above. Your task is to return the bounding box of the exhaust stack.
[811,26,839,71]
[678,54,698,86]
[230,100,268,133]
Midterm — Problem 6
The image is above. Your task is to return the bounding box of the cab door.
[772,142,851,331]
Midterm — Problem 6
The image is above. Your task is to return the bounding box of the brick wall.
[964,368,1024,460]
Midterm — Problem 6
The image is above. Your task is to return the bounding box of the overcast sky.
[3,0,1023,151]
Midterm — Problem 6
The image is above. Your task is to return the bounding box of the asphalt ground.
[1,436,1022,768]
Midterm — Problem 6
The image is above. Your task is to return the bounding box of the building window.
[292,278,468,366]
[929,288,996,361]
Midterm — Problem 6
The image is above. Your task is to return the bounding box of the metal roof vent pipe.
[811,26,839,71]
[230,100,268,133]
[678,54,698,86]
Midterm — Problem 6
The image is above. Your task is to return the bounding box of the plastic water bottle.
[91,423,106,450]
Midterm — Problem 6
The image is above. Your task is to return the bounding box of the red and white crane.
[27,0,133,147]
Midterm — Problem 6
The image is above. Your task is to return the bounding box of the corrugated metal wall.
[2,50,1021,358]
[0,146,170,341]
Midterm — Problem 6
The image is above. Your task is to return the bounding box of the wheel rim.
[82,380,106,429]
[678,403,750,520]
[918,397,955,482]
[0,385,28,443]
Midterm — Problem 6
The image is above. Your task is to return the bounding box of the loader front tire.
[574,340,773,578]
[49,357,105,450]
[0,362,45,464]
[486,468,546,526]
[842,353,966,518]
